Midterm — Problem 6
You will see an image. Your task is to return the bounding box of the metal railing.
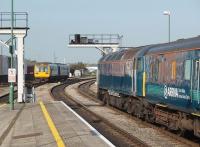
[69,34,121,45]
[0,12,28,28]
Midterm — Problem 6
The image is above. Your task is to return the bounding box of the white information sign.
[8,68,16,83]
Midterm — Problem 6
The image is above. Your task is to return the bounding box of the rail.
[51,79,149,147]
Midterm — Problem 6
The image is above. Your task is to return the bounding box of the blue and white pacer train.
[98,36,200,137]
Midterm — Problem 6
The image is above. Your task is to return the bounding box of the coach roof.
[99,48,141,62]
[99,36,200,62]
[145,36,200,55]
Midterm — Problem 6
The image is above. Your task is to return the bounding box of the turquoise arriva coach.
[98,36,200,138]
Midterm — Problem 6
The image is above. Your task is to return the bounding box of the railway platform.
[0,83,113,147]
[0,86,17,97]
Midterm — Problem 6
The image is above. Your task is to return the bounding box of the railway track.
[77,80,200,147]
[51,79,153,147]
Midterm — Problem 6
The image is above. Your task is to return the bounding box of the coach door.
[133,58,136,96]
[192,59,200,107]
[136,57,144,96]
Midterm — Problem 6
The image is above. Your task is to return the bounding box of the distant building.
[69,72,72,77]
[86,66,97,73]
[74,70,81,77]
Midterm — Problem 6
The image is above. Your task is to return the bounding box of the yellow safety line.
[39,101,65,147]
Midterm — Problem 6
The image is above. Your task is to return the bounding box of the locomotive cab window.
[35,66,39,73]
[151,60,159,81]
[137,58,143,71]
[184,60,191,80]
[171,61,176,80]
[44,67,48,73]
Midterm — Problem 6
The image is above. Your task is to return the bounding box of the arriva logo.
[164,85,179,99]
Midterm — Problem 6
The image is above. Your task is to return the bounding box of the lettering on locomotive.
[164,85,190,100]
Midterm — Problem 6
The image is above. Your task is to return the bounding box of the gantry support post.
[0,12,28,104]
[16,34,26,102]
[0,28,28,103]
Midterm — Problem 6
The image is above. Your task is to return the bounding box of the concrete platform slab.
[0,83,113,147]
[47,101,113,147]
[35,83,58,102]
[1,103,56,147]
[0,104,23,145]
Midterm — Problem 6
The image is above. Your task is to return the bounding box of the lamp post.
[9,0,14,110]
[163,10,171,43]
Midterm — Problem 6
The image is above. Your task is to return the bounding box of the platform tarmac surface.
[0,83,112,147]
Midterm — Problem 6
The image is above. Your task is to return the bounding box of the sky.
[0,0,200,63]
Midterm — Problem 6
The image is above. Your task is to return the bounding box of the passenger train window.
[35,66,39,72]
[184,60,191,80]
[38,66,48,72]
[39,67,43,72]
[171,61,176,80]
[151,60,159,81]
[137,58,143,71]
[193,60,200,89]
[44,67,48,72]
[155,60,159,81]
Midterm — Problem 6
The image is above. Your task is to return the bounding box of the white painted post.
[16,34,25,102]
